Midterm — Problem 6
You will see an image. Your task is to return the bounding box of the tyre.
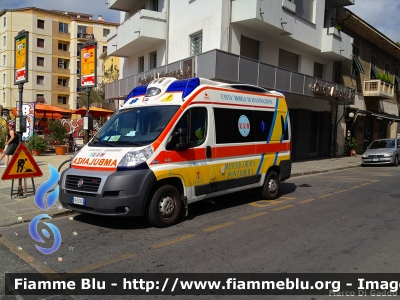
[147,185,182,227]
[393,155,399,166]
[261,171,280,200]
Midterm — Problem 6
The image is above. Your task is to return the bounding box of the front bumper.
[361,157,394,165]
[59,168,156,216]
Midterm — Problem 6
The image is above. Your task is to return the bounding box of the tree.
[397,41,400,47]
[77,64,119,108]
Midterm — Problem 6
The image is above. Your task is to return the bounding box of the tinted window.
[214,108,255,144]
[254,110,274,142]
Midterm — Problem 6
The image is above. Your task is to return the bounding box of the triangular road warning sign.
[1,143,43,180]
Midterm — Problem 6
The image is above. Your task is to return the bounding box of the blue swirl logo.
[29,164,62,255]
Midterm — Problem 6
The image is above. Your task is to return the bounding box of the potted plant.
[48,119,68,155]
[345,138,358,156]
[0,130,6,152]
[26,134,48,156]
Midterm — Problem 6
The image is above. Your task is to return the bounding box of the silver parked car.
[361,138,400,166]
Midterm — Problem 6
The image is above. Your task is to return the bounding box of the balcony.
[321,27,353,60]
[364,80,395,99]
[231,0,294,37]
[77,33,95,41]
[105,49,355,105]
[107,9,166,57]
[108,0,140,11]
[325,0,355,7]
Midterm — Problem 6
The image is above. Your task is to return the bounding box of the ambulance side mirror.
[166,128,189,150]
[175,128,189,150]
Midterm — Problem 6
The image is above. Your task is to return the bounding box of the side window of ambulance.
[173,107,207,147]
[214,108,255,144]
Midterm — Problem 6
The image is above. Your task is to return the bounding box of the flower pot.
[348,149,356,156]
[55,145,66,155]
[32,149,41,156]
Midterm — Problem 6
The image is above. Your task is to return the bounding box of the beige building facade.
[0,7,118,110]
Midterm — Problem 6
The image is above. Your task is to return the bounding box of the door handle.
[206,146,212,158]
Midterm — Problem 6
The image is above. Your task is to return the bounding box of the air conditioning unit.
[59,64,64,69]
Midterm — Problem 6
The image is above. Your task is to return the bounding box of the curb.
[291,164,361,178]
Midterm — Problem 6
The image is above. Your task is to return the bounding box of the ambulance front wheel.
[147,185,182,228]
[262,171,280,200]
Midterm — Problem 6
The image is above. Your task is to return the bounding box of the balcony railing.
[105,49,355,105]
[363,79,394,99]
[77,33,95,40]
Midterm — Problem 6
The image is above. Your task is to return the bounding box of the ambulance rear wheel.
[147,185,182,228]
[262,171,280,200]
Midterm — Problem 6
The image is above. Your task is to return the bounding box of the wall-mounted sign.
[80,43,97,88]
[312,83,355,104]
[14,31,29,84]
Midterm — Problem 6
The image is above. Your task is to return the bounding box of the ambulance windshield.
[90,105,179,147]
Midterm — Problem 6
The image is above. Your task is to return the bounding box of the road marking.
[65,253,136,275]
[240,211,269,220]
[0,234,56,276]
[249,200,283,207]
[299,198,315,204]
[272,204,294,211]
[204,222,236,232]
[152,234,195,248]
[334,190,347,194]
[349,186,360,189]
[361,182,370,186]
[320,176,372,180]
[318,193,333,198]
[279,196,296,200]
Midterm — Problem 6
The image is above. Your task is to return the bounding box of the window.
[3,17,6,27]
[103,28,110,37]
[293,0,314,22]
[190,31,203,56]
[3,35,5,46]
[351,46,365,77]
[150,0,159,11]
[3,92,5,102]
[3,54,5,65]
[395,68,399,92]
[37,75,44,85]
[37,38,45,48]
[240,35,259,60]
[37,57,44,66]
[78,25,87,34]
[3,73,5,84]
[278,49,299,72]
[149,51,157,69]
[313,62,323,79]
[37,19,45,29]
[102,45,107,53]
[58,78,67,86]
[59,22,68,33]
[58,42,68,51]
[371,55,378,79]
[171,107,208,148]
[58,96,67,105]
[138,56,144,73]
[385,62,390,76]
[58,58,68,69]
[36,94,45,103]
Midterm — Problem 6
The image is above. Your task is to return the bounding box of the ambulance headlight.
[118,145,154,169]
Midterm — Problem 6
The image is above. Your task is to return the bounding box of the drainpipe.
[166,0,170,65]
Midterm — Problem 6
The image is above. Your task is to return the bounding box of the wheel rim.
[158,194,175,217]
[268,178,277,193]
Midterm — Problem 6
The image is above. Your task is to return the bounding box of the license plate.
[372,158,380,162]
[72,196,86,206]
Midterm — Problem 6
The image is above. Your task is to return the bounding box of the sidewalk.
[0,153,362,227]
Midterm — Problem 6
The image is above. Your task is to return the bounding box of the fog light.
[125,207,129,212]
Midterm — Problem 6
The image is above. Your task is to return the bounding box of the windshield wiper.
[91,140,116,147]
[113,141,143,146]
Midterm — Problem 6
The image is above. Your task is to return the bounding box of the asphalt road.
[1,166,400,299]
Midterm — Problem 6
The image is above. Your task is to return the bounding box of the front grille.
[66,190,97,198]
[65,175,101,193]
[366,155,385,158]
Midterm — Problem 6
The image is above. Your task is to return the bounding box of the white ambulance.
[59,77,291,227]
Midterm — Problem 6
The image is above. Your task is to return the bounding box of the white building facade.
[106,0,356,160]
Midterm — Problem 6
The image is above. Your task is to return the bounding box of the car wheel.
[147,185,182,228]
[261,171,280,200]
[394,155,399,166]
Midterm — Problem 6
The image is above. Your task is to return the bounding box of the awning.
[348,108,400,122]
[353,56,365,74]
